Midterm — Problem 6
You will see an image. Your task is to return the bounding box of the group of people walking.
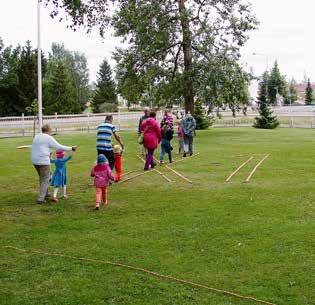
[31,109,196,209]
[138,107,196,171]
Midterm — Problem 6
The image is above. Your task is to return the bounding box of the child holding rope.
[91,154,114,210]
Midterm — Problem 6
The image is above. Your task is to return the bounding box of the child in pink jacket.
[91,154,114,210]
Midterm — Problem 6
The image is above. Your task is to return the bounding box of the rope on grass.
[245,154,270,183]
[3,245,276,305]
[225,156,254,182]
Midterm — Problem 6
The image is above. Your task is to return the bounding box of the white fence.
[1,106,315,138]
[0,111,164,137]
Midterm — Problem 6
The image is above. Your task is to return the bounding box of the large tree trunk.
[178,0,194,115]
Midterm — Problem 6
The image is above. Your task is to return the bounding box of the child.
[113,144,123,182]
[50,149,73,202]
[91,154,114,210]
[177,121,184,154]
[160,110,174,129]
[159,123,174,164]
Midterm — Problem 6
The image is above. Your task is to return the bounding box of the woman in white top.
[31,124,77,204]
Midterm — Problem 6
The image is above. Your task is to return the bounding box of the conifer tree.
[45,61,80,114]
[194,100,210,130]
[92,59,117,113]
[305,78,313,105]
[254,72,279,129]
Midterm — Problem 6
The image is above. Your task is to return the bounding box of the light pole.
[37,0,43,131]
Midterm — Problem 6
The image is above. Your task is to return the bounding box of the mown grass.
[0,128,314,305]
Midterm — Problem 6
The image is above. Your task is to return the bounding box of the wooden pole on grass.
[245,154,270,183]
[119,170,151,184]
[165,165,193,184]
[170,152,200,165]
[225,156,254,182]
[137,155,172,183]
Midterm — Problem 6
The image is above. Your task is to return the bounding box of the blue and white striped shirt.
[96,122,117,151]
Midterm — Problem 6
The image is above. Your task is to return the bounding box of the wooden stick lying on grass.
[170,152,200,165]
[16,145,31,149]
[165,165,193,184]
[137,155,172,183]
[119,170,151,184]
[121,171,134,177]
[245,154,270,183]
[225,156,254,182]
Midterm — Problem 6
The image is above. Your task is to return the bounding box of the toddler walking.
[91,154,114,210]
[159,124,174,164]
[50,149,73,202]
[114,144,123,182]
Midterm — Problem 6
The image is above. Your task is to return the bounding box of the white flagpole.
[37,0,43,131]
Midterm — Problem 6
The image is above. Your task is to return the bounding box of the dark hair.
[41,124,51,133]
[149,111,156,118]
[105,115,113,122]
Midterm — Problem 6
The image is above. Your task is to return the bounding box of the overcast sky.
[0,0,314,85]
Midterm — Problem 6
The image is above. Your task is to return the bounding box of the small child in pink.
[91,154,114,210]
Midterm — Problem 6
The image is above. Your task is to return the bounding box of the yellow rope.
[3,245,276,305]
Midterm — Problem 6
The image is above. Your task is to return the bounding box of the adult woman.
[141,111,161,170]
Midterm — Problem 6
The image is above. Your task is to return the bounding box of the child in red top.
[91,154,114,210]
[114,144,123,182]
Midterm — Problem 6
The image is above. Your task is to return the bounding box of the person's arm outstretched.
[48,136,77,152]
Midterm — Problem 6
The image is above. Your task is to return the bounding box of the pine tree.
[194,100,210,130]
[305,78,313,105]
[45,61,80,114]
[268,61,287,105]
[254,72,279,129]
[92,59,117,113]
[285,79,298,105]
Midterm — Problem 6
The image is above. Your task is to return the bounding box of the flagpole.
[37,0,43,131]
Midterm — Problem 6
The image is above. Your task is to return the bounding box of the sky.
[0,0,314,87]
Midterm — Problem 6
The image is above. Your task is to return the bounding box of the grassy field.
[0,128,314,305]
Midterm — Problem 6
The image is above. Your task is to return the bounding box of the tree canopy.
[44,0,258,113]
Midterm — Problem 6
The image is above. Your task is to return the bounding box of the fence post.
[55,112,58,134]
[87,113,90,133]
[22,113,25,137]
[312,112,314,129]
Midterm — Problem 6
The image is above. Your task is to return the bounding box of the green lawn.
[0,128,314,305]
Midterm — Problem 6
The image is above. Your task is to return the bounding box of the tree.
[92,59,117,113]
[44,61,80,114]
[194,100,210,130]
[305,78,313,105]
[286,78,298,105]
[254,73,279,129]
[268,61,287,105]
[48,43,90,111]
[44,0,258,114]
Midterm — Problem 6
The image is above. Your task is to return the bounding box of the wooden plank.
[245,154,270,183]
[119,170,151,184]
[165,165,193,184]
[225,156,254,182]
[169,152,200,165]
[137,155,172,183]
